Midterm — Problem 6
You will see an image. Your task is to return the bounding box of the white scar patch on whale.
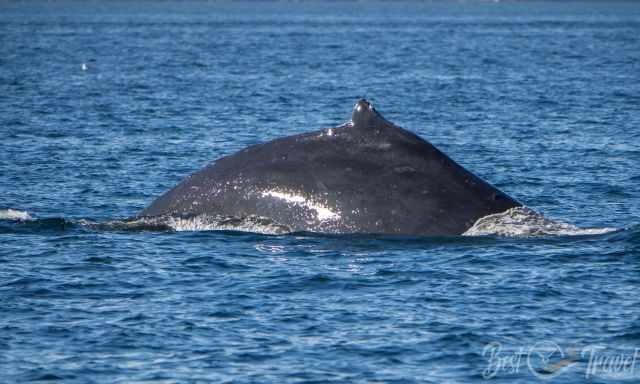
[261,190,339,221]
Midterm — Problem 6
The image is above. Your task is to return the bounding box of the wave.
[463,207,617,237]
[0,207,623,238]
[0,209,290,236]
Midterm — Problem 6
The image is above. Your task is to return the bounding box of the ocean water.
[1,1,640,382]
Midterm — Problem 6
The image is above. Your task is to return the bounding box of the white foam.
[261,190,339,221]
[463,207,617,237]
[166,215,291,235]
[0,209,33,221]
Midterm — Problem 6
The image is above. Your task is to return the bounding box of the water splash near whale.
[1,207,618,238]
[0,208,33,221]
[109,215,292,235]
[463,207,617,237]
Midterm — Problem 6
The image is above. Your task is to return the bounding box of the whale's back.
[140,103,520,235]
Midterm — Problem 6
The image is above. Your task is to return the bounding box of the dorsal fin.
[351,99,393,131]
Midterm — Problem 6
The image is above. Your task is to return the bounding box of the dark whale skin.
[139,100,521,235]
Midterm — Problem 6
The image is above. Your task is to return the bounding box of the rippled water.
[1,1,639,382]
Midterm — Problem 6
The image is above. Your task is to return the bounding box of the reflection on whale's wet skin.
[140,100,522,236]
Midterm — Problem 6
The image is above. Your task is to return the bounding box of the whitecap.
[0,209,33,221]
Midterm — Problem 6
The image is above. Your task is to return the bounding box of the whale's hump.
[140,100,521,235]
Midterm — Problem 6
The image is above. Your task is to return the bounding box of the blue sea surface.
[1,1,640,382]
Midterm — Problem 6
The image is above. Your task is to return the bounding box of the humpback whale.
[140,100,521,235]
